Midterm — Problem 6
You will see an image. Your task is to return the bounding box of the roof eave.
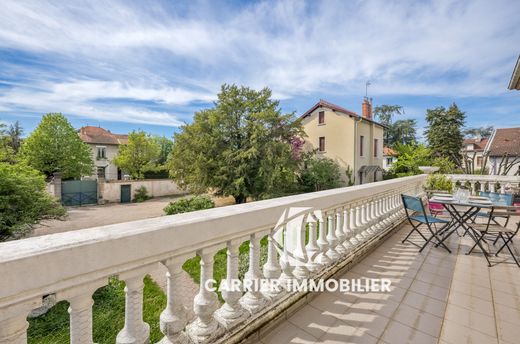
[507,55,520,90]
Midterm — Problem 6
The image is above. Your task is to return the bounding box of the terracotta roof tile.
[463,137,488,151]
[488,128,520,156]
[78,126,128,145]
[383,147,398,156]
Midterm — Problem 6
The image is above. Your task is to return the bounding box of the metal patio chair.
[401,194,452,253]
[467,206,520,267]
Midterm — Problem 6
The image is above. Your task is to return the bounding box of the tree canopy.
[388,119,417,146]
[297,153,343,192]
[463,126,494,138]
[373,104,405,146]
[169,84,303,203]
[113,130,160,179]
[425,103,465,167]
[21,113,94,179]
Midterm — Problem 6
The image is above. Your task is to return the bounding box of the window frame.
[319,136,326,152]
[360,136,364,157]
[96,146,107,160]
[318,111,325,125]
[374,139,378,157]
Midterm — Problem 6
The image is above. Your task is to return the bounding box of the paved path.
[261,221,520,344]
[32,195,235,236]
[32,196,187,236]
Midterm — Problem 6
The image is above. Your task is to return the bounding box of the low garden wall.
[100,179,185,203]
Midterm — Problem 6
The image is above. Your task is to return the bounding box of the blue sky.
[1,0,519,140]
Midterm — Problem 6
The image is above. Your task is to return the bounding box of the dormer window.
[318,111,325,124]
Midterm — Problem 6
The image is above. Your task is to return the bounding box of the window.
[360,136,364,156]
[476,156,483,167]
[97,146,106,159]
[318,111,325,124]
[386,157,393,166]
[374,139,378,157]
[319,136,326,152]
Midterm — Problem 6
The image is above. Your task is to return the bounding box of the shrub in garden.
[424,174,453,193]
[133,186,150,203]
[163,195,215,215]
[0,162,65,240]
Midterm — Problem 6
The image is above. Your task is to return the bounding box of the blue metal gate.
[61,180,98,206]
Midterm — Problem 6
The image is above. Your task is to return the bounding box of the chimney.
[362,97,372,120]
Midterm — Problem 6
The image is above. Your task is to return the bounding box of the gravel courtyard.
[32,194,236,236]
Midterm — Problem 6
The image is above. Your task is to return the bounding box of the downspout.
[354,116,363,184]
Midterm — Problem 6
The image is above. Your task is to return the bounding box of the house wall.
[489,156,520,176]
[88,144,120,180]
[100,179,185,203]
[302,107,384,185]
[383,156,397,170]
[302,108,355,181]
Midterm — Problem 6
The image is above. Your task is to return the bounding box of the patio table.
[429,194,517,262]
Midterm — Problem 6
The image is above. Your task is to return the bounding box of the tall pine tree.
[425,103,465,167]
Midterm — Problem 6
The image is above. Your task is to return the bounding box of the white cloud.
[0,0,518,125]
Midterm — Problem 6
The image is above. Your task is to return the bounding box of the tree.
[0,122,15,163]
[21,113,94,179]
[425,103,465,167]
[297,153,343,192]
[113,130,160,179]
[169,84,303,203]
[153,136,174,165]
[463,126,493,138]
[0,162,65,240]
[389,119,417,145]
[373,105,404,146]
[8,120,23,153]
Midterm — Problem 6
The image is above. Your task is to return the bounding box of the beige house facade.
[78,126,128,180]
[301,98,384,185]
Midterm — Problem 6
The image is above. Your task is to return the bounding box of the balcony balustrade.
[0,175,427,344]
[445,174,520,195]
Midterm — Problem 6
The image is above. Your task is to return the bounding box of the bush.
[133,186,150,203]
[163,195,215,215]
[298,153,343,192]
[0,162,65,240]
[424,174,453,193]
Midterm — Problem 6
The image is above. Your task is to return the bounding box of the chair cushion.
[410,215,449,224]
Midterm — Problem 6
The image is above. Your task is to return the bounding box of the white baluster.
[240,233,269,314]
[490,182,496,193]
[186,248,222,343]
[0,298,40,344]
[305,217,321,273]
[325,211,340,260]
[316,213,331,265]
[470,181,476,195]
[342,207,353,252]
[349,207,359,246]
[335,209,346,255]
[262,230,285,301]
[159,256,190,344]
[60,281,104,344]
[354,205,365,242]
[480,181,486,193]
[360,203,370,239]
[116,270,150,344]
[215,240,248,330]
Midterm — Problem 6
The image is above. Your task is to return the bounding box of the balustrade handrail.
[446,174,520,182]
[0,174,427,343]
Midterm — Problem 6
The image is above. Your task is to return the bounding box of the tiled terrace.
[261,221,520,344]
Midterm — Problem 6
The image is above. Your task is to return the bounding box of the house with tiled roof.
[78,126,128,180]
[461,136,489,173]
[300,98,385,184]
[484,127,520,176]
[383,146,398,170]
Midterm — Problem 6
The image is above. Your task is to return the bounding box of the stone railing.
[446,174,520,195]
[0,175,426,344]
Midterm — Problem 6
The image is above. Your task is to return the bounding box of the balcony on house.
[1,174,520,344]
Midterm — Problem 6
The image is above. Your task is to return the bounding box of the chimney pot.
[362,97,372,120]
